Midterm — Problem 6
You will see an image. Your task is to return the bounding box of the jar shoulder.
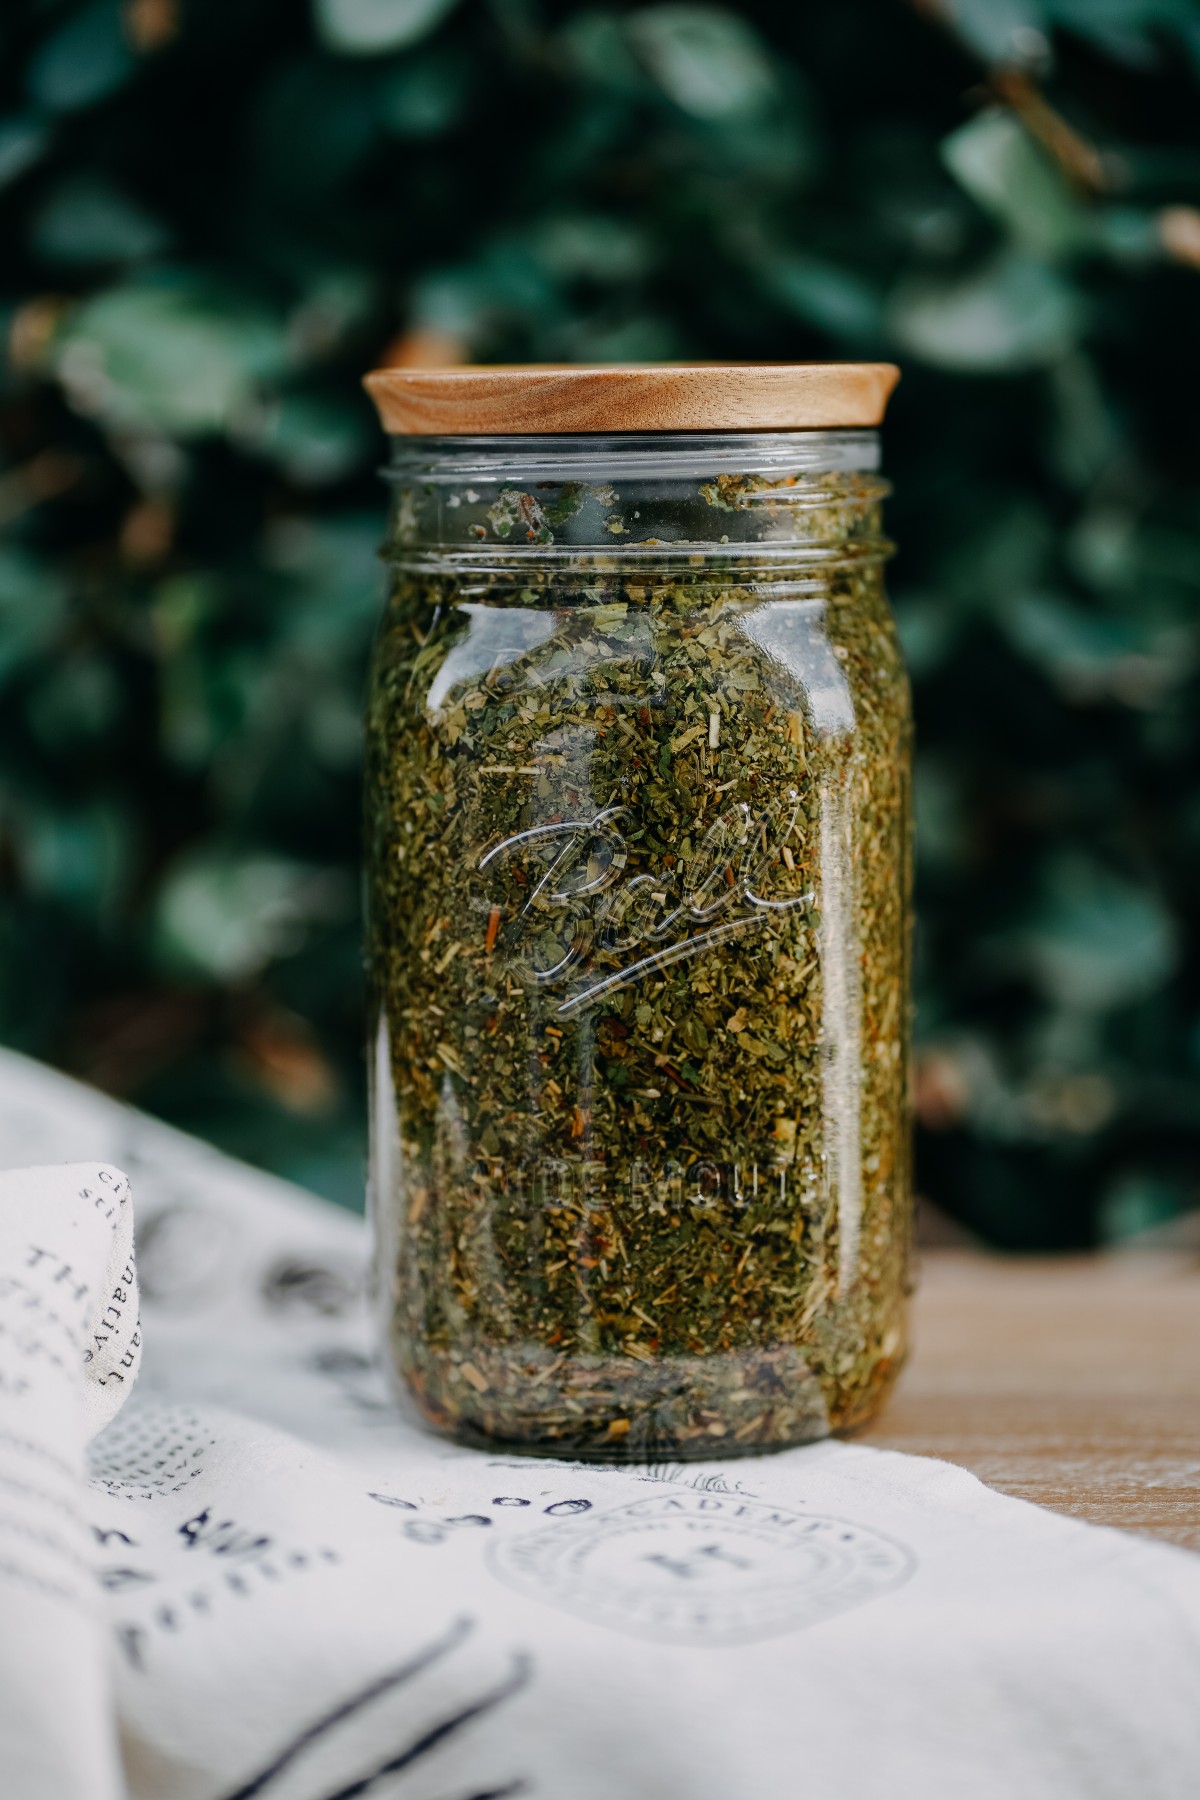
[368,574,910,742]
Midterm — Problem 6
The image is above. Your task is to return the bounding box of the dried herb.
[366,444,912,1458]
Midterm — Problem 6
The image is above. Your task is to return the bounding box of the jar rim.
[381,429,884,484]
[365,362,899,436]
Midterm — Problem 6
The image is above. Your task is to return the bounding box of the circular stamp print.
[488,1490,916,1647]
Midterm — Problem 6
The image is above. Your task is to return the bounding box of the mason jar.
[363,364,911,1459]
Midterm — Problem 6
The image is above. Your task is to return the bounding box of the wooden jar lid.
[364,362,900,435]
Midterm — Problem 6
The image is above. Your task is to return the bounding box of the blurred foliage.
[1,0,1198,1238]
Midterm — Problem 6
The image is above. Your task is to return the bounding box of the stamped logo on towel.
[488,1490,915,1646]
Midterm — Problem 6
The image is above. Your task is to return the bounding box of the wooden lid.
[364,362,900,435]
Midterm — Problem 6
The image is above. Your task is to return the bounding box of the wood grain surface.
[862,1251,1200,1550]
[364,362,900,435]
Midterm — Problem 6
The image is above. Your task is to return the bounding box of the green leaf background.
[1,0,1197,1239]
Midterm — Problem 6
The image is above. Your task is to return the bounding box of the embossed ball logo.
[488,1491,915,1646]
[474,793,812,1018]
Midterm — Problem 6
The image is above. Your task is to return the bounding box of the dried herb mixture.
[366,449,912,1458]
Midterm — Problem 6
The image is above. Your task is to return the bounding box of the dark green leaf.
[27,3,134,112]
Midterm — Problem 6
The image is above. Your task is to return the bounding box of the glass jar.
[364,365,911,1459]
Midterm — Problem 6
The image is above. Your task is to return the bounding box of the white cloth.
[0,1047,1198,1800]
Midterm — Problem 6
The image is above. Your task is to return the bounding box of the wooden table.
[861,1251,1200,1551]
